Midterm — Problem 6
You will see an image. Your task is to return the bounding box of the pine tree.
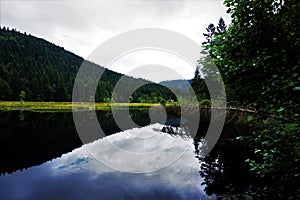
[202,24,216,46]
[217,17,227,34]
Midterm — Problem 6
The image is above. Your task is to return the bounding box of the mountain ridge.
[0,27,175,102]
[159,79,192,92]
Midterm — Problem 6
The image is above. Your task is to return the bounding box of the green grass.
[0,101,164,111]
[0,101,256,112]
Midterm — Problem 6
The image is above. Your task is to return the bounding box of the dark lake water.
[0,110,253,199]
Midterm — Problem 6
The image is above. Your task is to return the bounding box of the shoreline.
[0,101,166,111]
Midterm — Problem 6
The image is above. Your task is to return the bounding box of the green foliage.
[19,90,25,102]
[0,27,83,101]
[208,0,299,110]
[0,78,12,99]
[245,118,300,198]
[0,27,174,103]
[191,66,209,101]
[203,0,299,198]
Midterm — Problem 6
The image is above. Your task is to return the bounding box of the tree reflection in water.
[1,109,254,198]
[194,127,253,199]
[0,109,153,175]
[161,123,253,199]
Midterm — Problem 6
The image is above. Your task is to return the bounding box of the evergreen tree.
[191,67,209,101]
[217,17,227,34]
[202,23,216,46]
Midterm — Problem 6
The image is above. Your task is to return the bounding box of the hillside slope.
[0,27,175,102]
[160,79,192,93]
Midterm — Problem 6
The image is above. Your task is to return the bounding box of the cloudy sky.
[1,0,231,81]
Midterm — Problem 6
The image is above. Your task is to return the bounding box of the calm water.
[0,110,252,199]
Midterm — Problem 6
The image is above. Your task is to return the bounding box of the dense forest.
[192,0,299,198]
[0,27,176,103]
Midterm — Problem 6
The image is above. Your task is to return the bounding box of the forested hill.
[0,27,175,102]
[160,79,192,92]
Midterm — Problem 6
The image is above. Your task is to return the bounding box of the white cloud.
[1,0,230,80]
[108,50,195,82]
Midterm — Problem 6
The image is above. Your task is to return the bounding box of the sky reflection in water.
[0,123,207,200]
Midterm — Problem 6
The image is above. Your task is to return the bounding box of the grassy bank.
[0,101,163,112]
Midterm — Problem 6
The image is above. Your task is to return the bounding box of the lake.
[0,110,253,199]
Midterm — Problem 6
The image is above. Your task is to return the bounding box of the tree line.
[0,27,176,103]
[191,0,299,198]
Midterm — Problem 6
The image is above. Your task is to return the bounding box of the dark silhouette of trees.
[202,24,216,46]
[202,0,299,198]
[217,17,227,34]
[191,67,209,101]
[0,27,175,103]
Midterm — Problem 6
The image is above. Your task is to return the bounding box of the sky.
[1,0,231,82]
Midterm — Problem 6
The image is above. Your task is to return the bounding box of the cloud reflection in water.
[0,124,207,199]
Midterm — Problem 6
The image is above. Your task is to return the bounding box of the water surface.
[0,110,252,199]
